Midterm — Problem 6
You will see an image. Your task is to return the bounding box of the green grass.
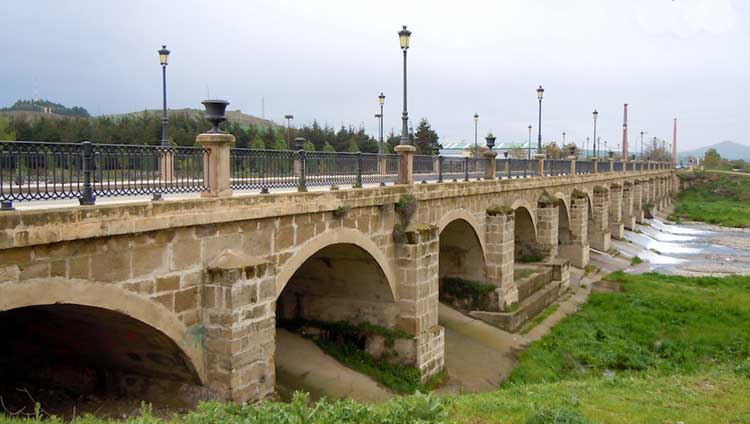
[506,272,750,386]
[630,256,643,265]
[582,264,599,276]
[674,171,750,227]
[514,269,535,281]
[520,304,560,335]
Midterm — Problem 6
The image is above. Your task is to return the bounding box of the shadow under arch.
[438,217,487,283]
[275,228,397,300]
[0,278,204,384]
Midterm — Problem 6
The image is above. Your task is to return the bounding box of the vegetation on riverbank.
[672,171,750,227]
[4,272,750,423]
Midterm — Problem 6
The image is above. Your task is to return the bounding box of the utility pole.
[622,103,628,159]
[672,118,678,165]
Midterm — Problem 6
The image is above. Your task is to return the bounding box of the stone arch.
[556,195,572,245]
[513,204,538,260]
[438,217,487,282]
[437,208,487,258]
[275,228,397,299]
[510,198,538,230]
[0,278,205,384]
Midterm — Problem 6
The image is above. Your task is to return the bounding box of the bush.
[526,406,592,424]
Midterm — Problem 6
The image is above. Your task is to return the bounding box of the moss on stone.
[571,189,588,199]
[537,191,561,208]
[487,205,515,216]
[593,185,609,194]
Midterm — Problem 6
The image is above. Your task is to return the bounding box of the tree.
[703,148,723,169]
[509,147,528,159]
[348,138,359,153]
[385,130,399,154]
[414,118,441,154]
[303,140,315,151]
[323,142,336,152]
[543,142,562,159]
[250,137,265,149]
[0,116,16,140]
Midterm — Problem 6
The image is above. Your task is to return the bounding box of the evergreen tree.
[303,140,315,151]
[348,138,359,153]
[250,137,265,149]
[323,141,336,152]
[414,118,441,154]
[0,117,16,140]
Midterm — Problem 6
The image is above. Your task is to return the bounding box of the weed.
[631,256,643,265]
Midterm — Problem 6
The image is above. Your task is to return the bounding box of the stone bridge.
[0,155,675,403]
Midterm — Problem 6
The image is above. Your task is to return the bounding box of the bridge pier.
[608,183,625,240]
[558,191,590,268]
[395,226,445,381]
[485,209,518,308]
[633,181,645,224]
[622,182,637,230]
[535,199,559,260]
[202,251,276,402]
[588,187,611,252]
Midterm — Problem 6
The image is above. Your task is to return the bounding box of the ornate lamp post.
[536,86,544,153]
[378,92,385,154]
[592,109,599,157]
[398,25,412,145]
[562,131,566,146]
[374,113,382,151]
[158,45,170,146]
[473,113,479,158]
[586,137,590,158]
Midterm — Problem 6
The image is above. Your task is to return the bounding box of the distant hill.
[109,108,278,128]
[0,99,90,118]
[680,141,750,160]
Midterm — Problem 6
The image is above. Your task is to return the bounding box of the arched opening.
[438,219,486,282]
[0,304,201,416]
[275,243,400,400]
[514,206,539,262]
[558,202,571,245]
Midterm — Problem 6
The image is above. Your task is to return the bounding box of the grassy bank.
[673,171,750,227]
[4,272,750,423]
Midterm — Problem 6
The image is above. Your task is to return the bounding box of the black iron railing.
[1,141,209,207]
[576,160,594,175]
[613,161,624,172]
[509,158,537,178]
[230,149,400,192]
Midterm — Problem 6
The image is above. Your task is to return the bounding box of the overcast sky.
[2,0,748,151]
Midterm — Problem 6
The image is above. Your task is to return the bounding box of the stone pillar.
[484,151,498,180]
[202,250,276,402]
[432,156,440,175]
[649,179,657,215]
[592,158,599,174]
[559,192,589,268]
[395,225,444,381]
[504,159,510,178]
[160,151,175,182]
[608,183,625,240]
[568,157,576,175]
[588,186,611,252]
[536,196,559,260]
[197,132,235,198]
[608,158,615,173]
[395,144,416,185]
[485,210,518,308]
[633,181,645,224]
[622,182,636,230]
[535,154,545,176]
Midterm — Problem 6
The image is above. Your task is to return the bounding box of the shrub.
[333,205,351,218]
[526,406,592,424]
[395,194,418,223]
[631,256,643,265]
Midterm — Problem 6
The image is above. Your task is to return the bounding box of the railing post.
[394,145,416,185]
[437,155,444,183]
[592,157,599,174]
[355,152,363,188]
[568,156,576,175]
[609,158,615,173]
[484,151,497,180]
[298,150,307,192]
[197,132,235,198]
[464,156,470,181]
[534,154,545,176]
[505,158,511,179]
[79,141,96,205]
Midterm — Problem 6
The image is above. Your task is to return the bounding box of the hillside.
[680,140,750,160]
[108,108,278,128]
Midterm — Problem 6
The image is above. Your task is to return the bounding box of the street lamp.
[592,109,598,157]
[586,137,590,158]
[528,125,532,159]
[158,45,170,146]
[374,113,382,152]
[378,92,385,154]
[398,25,412,145]
[473,113,479,158]
[562,131,566,146]
[640,131,645,160]
[536,86,544,153]
[284,114,294,149]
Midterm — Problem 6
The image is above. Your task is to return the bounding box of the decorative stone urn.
[202,99,230,133]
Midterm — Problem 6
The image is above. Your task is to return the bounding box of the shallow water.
[621,217,750,276]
